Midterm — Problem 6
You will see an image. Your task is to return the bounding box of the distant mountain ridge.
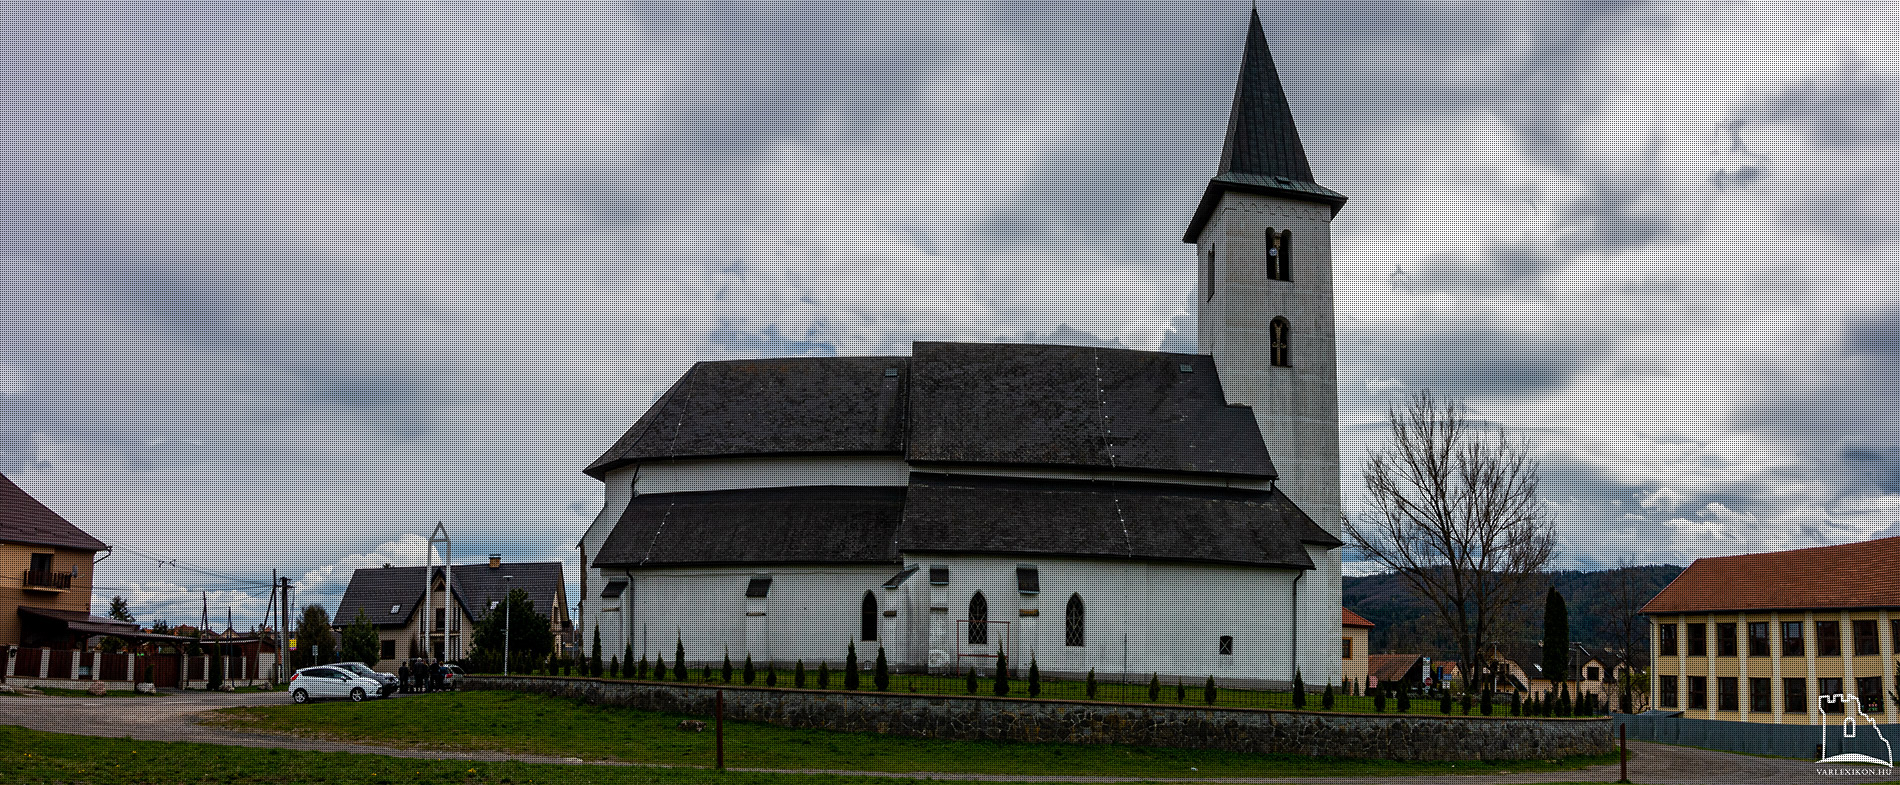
[1343,565,1685,660]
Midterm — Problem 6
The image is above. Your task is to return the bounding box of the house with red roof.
[1641,536,1898,726]
[1,473,116,650]
[1342,608,1374,689]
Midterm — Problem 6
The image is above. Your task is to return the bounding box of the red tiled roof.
[1342,608,1375,628]
[1368,654,1422,683]
[0,473,108,551]
[1640,537,1900,614]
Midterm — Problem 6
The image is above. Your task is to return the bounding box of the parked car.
[333,662,399,697]
[288,665,385,703]
[442,663,466,689]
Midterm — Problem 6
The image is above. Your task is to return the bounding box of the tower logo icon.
[1818,693,1893,768]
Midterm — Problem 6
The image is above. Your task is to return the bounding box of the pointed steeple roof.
[1184,8,1345,242]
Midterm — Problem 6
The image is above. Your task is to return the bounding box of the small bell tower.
[1185,7,1346,683]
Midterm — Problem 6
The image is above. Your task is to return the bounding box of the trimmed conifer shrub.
[591,627,603,678]
[1175,679,1186,702]
[1204,676,1217,705]
[610,655,619,679]
[965,667,978,694]
[1292,669,1306,709]
[636,655,647,680]
[1558,683,1571,716]
[1461,691,1472,714]
[845,642,860,690]
[624,643,633,679]
[1511,690,1522,716]
[1481,688,1494,715]
[1026,654,1040,698]
[817,661,830,689]
[1148,672,1161,702]
[1439,690,1452,714]
[1086,668,1098,699]
[874,646,889,691]
[1374,688,1388,712]
[765,669,777,687]
[673,635,685,682]
[653,656,665,681]
[794,659,806,688]
[722,647,733,683]
[743,653,755,685]
[1322,682,1335,710]
[702,663,712,682]
[992,649,1009,696]
[1397,689,1411,713]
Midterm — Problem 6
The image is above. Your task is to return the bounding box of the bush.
[1481,688,1494,715]
[817,661,830,689]
[1374,689,1388,713]
[1322,682,1334,710]
[993,649,1009,696]
[1397,690,1411,713]
[674,635,686,682]
[610,656,619,679]
[794,659,806,688]
[845,642,860,691]
[1204,676,1218,705]
[1439,690,1452,714]
[1292,669,1306,709]
[1026,654,1040,698]
[874,647,889,691]
[1620,688,1633,715]
[1086,668,1098,699]
[1511,690,1522,716]
[743,653,756,685]
[1462,691,1472,714]
[564,659,573,677]
[965,667,978,695]
[722,648,733,683]
[765,669,777,687]
[1148,673,1161,702]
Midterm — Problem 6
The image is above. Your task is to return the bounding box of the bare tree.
[1348,389,1558,698]
[1599,554,1652,713]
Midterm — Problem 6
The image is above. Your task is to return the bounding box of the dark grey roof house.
[334,557,569,666]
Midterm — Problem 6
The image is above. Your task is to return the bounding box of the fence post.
[1617,723,1629,783]
[715,689,725,771]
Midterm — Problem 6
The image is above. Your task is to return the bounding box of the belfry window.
[1206,247,1218,301]
[1065,594,1085,647]
[1219,635,1234,655]
[968,591,989,645]
[860,591,878,641]
[1270,317,1290,367]
[1268,229,1292,281]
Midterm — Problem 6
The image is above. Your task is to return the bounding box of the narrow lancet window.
[968,591,989,645]
[1065,594,1085,647]
[1270,317,1291,367]
[860,591,878,641]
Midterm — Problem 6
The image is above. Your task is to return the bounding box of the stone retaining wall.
[466,675,1611,761]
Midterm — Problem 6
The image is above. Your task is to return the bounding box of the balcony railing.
[24,569,74,590]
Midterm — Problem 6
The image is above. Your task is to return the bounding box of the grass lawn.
[0,725,968,785]
[213,690,1619,779]
[28,687,166,698]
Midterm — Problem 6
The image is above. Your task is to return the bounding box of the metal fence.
[1614,713,1829,760]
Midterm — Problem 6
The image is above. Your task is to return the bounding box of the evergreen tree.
[845,642,860,690]
[1147,672,1161,702]
[1292,669,1306,709]
[637,655,648,680]
[471,588,552,674]
[1439,690,1452,713]
[625,643,634,679]
[340,609,381,667]
[673,634,686,682]
[1481,687,1494,715]
[653,655,665,681]
[992,649,1009,696]
[1397,689,1411,713]
[794,659,806,688]
[1175,678,1186,702]
[1322,682,1335,710]
[1204,676,1218,705]
[817,661,830,689]
[1558,682,1572,716]
[744,653,756,685]
[295,605,335,668]
[1374,688,1388,712]
[207,641,225,690]
[1461,691,1472,714]
[1511,690,1522,716]
[874,647,889,691]
[964,667,977,694]
[722,647,733,683]
[591,627,603,678]
[1086,668,1098,699]
[610,656,619,678]
[765,668,777,687]
[102,595,135,653]
[703,662,713,682]
[1026,654,1040,698]
[1543,587,1570,704]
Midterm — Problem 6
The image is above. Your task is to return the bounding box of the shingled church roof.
[586,342,1277,482]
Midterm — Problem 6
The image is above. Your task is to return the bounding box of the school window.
[1817,621,1840,656]
[1658,675,1678,708]
[381,639,396,660]
[1819,677,1844,711]
[1784,678,1806,714]
[1686,623,1706,657]
[1857,676,1885,713]
[1717,677,1738,711]
[1342,638,1353,659]
[1748,621,1769,656]
[1064,593,1085,647]
[1219,635,1234,656]
[1749,677,1770,712]
[1716,623,1736,656]
[1852,620,1876,655]
[967,591,988,645]
[1269,317,1290,367]
[1687,676,1707,709]
[1659,623,1677,656]
[1782,621,1804,656]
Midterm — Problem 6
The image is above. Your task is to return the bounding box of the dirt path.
[3,693,1890,783]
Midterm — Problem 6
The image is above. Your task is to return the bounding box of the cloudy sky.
[2,2,1895,627]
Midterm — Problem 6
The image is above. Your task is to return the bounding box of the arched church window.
[1268,229,1292,281]
[968,592,988,645]
[1206,247,1218,301]
[1270,317,1290,367]
[860,591,878,642]
[1065,594,1085,647]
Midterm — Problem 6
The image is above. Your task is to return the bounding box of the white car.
[288,665,385,703]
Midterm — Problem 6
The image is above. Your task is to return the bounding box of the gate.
[15,648,43,679]
[102,653,129,681]
[188,655,204,681]
[153,653,181,688]
[46,649,73,679]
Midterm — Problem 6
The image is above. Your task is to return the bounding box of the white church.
[578,9,1347,688]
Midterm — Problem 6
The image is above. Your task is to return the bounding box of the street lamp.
[503,575,513,676]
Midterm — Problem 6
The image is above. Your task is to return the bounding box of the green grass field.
[212,690,1618,778]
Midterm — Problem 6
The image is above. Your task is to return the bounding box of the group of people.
[397,658,450,694]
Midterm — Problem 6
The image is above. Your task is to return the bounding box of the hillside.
[1343,564,1684,661]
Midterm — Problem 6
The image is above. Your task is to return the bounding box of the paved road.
[2,692,1893,784]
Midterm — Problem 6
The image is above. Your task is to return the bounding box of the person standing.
[397,660,411,694]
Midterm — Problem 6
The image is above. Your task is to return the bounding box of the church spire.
[1184,8,1345,242]
[1217,6,1314,184]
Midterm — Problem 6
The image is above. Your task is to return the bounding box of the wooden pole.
[1618,722,1629,783]
[715,689,725,770]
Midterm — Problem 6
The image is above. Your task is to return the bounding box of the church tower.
[1186,8,1346,681]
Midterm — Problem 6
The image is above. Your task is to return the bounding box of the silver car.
[288,665,384,703]
[333,661,399,696]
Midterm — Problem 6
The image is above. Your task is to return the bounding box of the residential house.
[2,472,112,649]
[1342,609,1373,689]
[1368,653,1426,692]
[334,556,568,672]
